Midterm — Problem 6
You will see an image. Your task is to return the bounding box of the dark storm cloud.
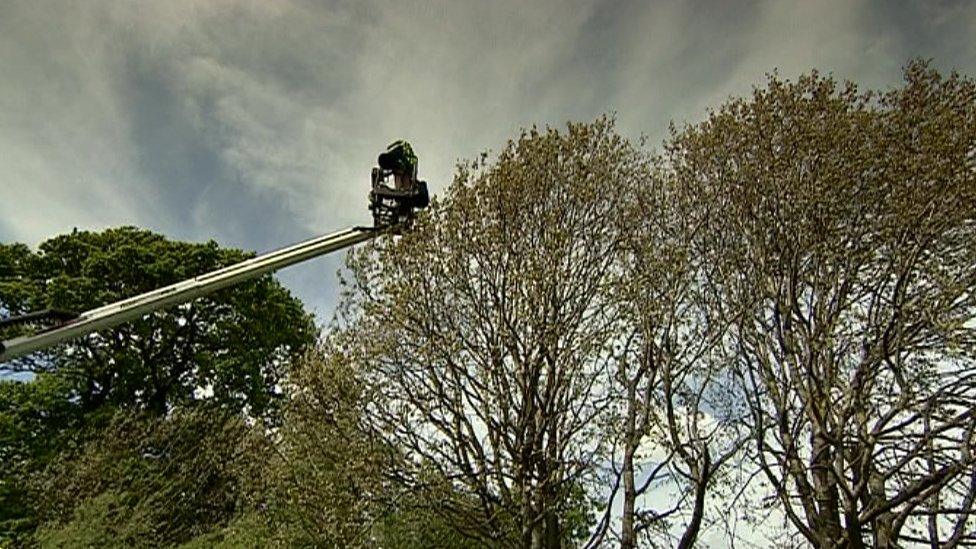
[1,0,974,319]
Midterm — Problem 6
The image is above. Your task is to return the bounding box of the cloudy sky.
[2,0,974,321]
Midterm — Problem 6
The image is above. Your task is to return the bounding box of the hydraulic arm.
[0,141,428,365]
[0,226,378,363]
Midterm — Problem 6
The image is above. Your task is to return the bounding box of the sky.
[1,0,974,323]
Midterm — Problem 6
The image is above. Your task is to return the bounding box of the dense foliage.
[0,228,314,545]
[32,408,266,547]
[0,227,316,416]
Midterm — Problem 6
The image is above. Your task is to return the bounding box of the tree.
[594,154,748,549]
[339,119,634,548]
[0,226,316,417]
[265,345,396,546]
[0,375,81,542]
[0,226,315,544]
[668,62,976,547]
[31,407,268,547]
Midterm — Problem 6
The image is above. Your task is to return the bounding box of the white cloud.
[1,0,974,314]
[0,2,150,243]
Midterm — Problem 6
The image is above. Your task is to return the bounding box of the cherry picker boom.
[0,144,429,364]
[0,228,375,362]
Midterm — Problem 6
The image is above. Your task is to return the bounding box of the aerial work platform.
[0,142,428,363]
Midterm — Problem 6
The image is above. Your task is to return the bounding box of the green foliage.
[0,226,316,417]
[0,243,39,318]
[33,491,155,548]
[176,511,283,548]
[261,347,395,546]
[373,499,493,549]
[31,407,267,547]
[0,375,84,542]
[0,227,315,545]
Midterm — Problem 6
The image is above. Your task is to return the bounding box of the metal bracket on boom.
[0,309,78,331]
[368,168,429,229]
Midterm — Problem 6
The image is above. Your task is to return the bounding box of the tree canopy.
[670,62,976,547]
[0,227,315,544]
[0,226,316,417]
[314,60,975,548]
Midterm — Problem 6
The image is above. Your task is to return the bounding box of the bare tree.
[668,62,976,547]
[589,150,748,549]
[342,119,638,548]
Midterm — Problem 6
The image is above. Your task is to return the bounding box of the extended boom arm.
[0,226,379,363]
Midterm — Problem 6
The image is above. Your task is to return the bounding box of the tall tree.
[669,62,976,547]
[341,119,634,548]
[0,226,315,544]
[0,226,316,417]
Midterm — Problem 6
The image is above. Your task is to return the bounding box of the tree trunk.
[620,416,637,549]
[522,496,536,549]
[620,439,637,548]
[869,469,895,549]
[677,449,710,549]
[544,507,561,549]
[619,376,639,549]
[811,427,842,546]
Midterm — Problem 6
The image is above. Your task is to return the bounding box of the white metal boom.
[0,226,379,363]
